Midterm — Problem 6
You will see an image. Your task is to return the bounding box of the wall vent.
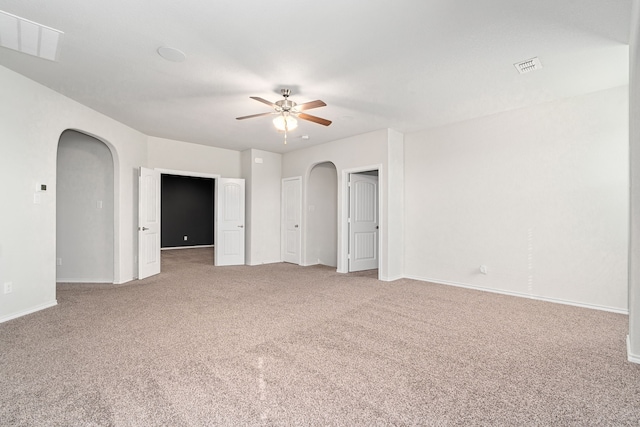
[514,57,542,74]
[0,10,63,61]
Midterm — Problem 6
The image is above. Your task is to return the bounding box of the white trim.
[161,245,214,251]
[379,274,403,282]
[628,336,640,364]
[113,277,133,285]
[56,278,113,283]
[404,274,629,315]
[0,300,57,324]
[148,168,222,272]
[154,168,221,180]
[247,259,282,266]
[301,261,320,267]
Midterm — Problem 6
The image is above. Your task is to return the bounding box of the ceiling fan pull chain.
[283,114,289,145]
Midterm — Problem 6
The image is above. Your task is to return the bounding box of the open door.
[348,173,379,272]
[215,178,245,266]
[138,167,161,279]
[282,177,301,264]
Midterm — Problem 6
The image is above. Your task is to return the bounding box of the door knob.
[238,225,244,228]
[139,227,149,231]
[295,224,299,228]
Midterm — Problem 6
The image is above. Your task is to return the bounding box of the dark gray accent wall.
[161,175,214,248]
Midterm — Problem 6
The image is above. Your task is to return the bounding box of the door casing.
[338,165,383,276]
[138,168,224,278]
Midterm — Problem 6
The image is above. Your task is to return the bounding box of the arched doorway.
[306,162,338,267]
[56,130,114,283]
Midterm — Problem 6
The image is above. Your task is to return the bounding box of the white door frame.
[138,168,220,278]
[155,168,220,181]
[339,165,383,276]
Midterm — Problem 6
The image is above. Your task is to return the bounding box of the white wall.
[404,86,629,312]
[0,65,147,323]
[147,136,242,178]
[57,131,114,282]
[282,129,404,280]
[386,129,405,280]
[307,162,338,267]
[2,56,626,327]
[628,0,640,361]
[243,149,282,265]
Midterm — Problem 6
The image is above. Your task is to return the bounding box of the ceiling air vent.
[514,57,542,74]
[0,10,63,61]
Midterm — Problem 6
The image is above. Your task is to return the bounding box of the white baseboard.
[247,259,282,266]
[56,278,113,284]
[628,336,640,364]
[379,274,403,282]
[161,245,214,251]
[0,300,58,324]
[404,274,628,315]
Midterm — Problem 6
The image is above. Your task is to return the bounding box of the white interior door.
[215,178,245,266]
[282,177,301,264]
[138,167,161,279]
[349,173,379,272]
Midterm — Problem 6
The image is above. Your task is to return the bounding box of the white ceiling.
[0,0,631,153]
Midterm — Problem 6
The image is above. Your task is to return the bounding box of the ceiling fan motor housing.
[275,99,296,112]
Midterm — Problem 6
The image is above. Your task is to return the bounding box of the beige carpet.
[1,248,639,426]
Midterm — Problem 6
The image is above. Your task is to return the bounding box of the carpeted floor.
[1,248,639,426]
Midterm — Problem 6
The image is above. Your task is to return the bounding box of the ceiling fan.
[236,89,331,143]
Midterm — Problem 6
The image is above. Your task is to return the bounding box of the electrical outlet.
[57,258,62,266]
[183,235,188,241]
[4,282,13,294]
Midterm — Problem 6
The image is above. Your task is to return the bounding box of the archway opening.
[307,162,338,267]
[57,130,114,283]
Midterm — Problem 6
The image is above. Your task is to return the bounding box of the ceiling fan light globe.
[273,115,298,131]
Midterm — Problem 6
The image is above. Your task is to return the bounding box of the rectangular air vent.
[514,57,542,74]
[0,10,63,61]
